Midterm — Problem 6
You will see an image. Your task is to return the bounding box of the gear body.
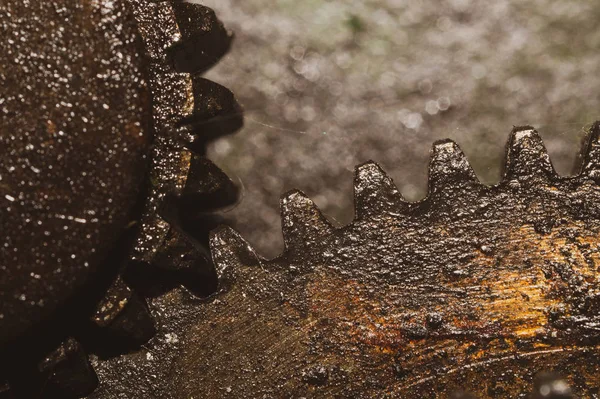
[93,126,600,398]
[0,0,153,346]
[0,1,241,397]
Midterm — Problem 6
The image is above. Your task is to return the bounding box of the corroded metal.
[93,125,600,398]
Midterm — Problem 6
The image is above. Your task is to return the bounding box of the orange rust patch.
[302,220,600,389]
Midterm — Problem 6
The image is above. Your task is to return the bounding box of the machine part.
[0,1,241,397]
[90,125,600,398]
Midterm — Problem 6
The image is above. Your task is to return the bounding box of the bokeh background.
[194,0,600,257]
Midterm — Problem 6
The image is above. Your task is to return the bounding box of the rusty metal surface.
[91,125,600,398]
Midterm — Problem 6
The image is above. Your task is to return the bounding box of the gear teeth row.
[212,123,600,270]
[123,0,244,310]
[128,0,243,276]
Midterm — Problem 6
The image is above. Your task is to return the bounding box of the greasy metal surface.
[92,125,600,398]
[0,0,151,345]
[126,0,238,268]
[0,1,242,396]
[38,338,98,397]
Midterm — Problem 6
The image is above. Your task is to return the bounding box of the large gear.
[90,125,600,398]
[0,1,241,397]
[3,2,600,398]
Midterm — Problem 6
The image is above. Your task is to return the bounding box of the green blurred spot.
[346,14,365,35]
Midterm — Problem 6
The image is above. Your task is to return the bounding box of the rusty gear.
[0,1,241,397]
[90,125,600,398]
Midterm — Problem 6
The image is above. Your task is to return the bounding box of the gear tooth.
[209,226,262,283]
[105,294,156,345]
[354,161,405,218]
[581,121,600,179]
[428,139,479,191]
[180,156,238,213]
[92,277,156,345]
[185,77,243,143]
[38,338,98,398]
[281,190,333,246]
[170,1,233,74]
[504,126,555,180]
[143,225,220,297]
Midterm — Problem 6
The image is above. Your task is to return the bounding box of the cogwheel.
[0,1,241,397]
[90,124,600,398]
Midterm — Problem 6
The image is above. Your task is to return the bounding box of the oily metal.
[91,126,600,398]
[0,1,241,397]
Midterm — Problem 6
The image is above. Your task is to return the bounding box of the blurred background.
[194,0,600,258]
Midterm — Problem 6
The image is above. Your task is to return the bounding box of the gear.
[0,1,241,397]
[90,125,600,398]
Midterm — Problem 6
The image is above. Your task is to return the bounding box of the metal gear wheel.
[0,1,241,397]
[90,125,600,398]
